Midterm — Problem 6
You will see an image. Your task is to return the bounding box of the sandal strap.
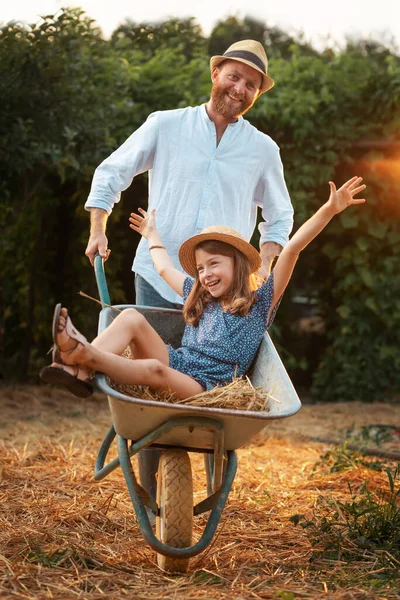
[53,362,91,381]
[58,315,88,354]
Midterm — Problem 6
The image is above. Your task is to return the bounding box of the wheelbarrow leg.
[138,448,161,500]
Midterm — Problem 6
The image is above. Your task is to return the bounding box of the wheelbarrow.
[92,255,301,572]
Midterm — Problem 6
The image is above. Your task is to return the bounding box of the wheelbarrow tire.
[156,449,193,573]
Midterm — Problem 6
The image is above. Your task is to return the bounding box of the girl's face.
[195,248,235,299]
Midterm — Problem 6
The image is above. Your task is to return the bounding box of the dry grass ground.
[1,385,399,600]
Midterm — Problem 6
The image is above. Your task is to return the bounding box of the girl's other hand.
[129,208,156,239]
[328,177,366,214]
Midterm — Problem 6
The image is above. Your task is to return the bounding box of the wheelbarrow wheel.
[156,448,193,573]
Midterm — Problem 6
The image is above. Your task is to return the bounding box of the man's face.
[210,60,262,119]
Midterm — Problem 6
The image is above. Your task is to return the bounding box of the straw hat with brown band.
[179,225,262,278]
[210,39,274,94]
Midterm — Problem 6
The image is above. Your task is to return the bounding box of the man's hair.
[183,240,260,327]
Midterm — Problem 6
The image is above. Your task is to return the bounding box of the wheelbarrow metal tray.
[95,306,301,451]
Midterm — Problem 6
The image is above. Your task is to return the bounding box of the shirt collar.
[200,103,243,128]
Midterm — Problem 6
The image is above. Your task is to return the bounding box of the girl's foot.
[42,304,94,397]
[52,304,89,365]
[40,363,93,398]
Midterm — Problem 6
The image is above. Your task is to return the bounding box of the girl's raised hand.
[327,177,366,214]
[129,208,156,239]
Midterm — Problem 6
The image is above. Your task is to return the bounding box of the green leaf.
[322,242,340,259]
[355,237,370,252]
[379,345,398,360]
[364,297,379,313]
[388,231,400,245]
[367,220,388,239]
[339,210,359,229]
[358,267,374,288]
[337,305,350,318]
[289,514,305,525]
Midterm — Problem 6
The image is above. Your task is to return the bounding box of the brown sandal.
[51,304,88,364]
[40,364,93,398]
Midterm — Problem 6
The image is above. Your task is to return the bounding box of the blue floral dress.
[167,273,280,390]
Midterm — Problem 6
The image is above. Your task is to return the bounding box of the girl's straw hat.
[179,226,262,277]
[210,39,274,94]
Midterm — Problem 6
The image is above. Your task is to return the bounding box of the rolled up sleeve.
[85,112,159,214]
[256,146,294,248]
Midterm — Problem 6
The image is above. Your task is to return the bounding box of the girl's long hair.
[183,240,261,326]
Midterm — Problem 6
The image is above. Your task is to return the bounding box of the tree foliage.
[111,16,206,61]
[1,9,399,400]
[208,15,318,59]
[0,9,136,378]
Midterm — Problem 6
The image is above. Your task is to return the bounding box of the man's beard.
[211,80,255,119]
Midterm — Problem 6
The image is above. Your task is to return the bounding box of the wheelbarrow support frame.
[94,418,238,559]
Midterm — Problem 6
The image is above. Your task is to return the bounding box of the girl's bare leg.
[87,349,203,399]
[90,308,170,364]
[55,308,203,399]
[65,346,203,399]
[53,307,169,380]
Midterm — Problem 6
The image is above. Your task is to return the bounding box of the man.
[85,39,293,305]
[84,39,294,501]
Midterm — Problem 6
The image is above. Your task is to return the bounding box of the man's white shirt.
[85,104,294,304]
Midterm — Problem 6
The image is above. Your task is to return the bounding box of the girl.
[40,177,366,399]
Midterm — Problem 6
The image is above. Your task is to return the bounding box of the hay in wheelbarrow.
[108,348,274,411]
[108,376,273,411]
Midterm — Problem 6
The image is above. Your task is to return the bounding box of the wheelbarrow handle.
[94,252,111,306]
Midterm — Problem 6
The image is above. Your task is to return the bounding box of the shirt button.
[208,181,211,185]
[202,204,205,208]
